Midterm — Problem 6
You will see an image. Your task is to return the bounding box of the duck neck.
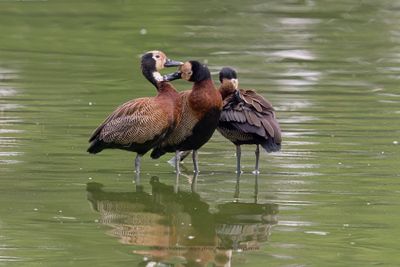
[193,78,214,91]
[157,82,178,95]
[192,67,211,84]
[141,64,162,89]
[219,81,236,99]
[189,78,222,116]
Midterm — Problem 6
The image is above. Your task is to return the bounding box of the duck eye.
[155,55,161,59]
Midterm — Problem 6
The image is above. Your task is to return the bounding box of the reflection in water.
[217,174,277,252]
[0,67,23,166]
[87,175,278,266]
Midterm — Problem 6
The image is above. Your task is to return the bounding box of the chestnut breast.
[189,79,222,119]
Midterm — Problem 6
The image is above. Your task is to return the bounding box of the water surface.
[1,0,399,266]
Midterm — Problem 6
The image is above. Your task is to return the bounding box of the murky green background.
[1,0,400,266]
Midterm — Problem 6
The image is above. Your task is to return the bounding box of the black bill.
[163,71,182,82]
[164,58,184,67]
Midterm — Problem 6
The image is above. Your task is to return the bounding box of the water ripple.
[0,68,22,166]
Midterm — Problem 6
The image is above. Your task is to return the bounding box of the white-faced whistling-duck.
[217,67,282,174]
[87,51,183,174]
[150,61,223,174]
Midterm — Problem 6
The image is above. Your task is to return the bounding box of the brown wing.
[239,89,274,111]
[89,97,170,145]
[159,91,198,146]
[219,89,281,143]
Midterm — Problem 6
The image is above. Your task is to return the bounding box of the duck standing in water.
[217,67,281,174]
[87,51,183,174]
[151,61,223,174]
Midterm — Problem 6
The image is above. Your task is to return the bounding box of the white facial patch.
[152,72,164,82]
[151,51,163,62]
[151,52,165,71]
[231,78,239,89]
[152,54,160,61]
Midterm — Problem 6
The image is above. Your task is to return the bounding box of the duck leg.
[167,150,191,166]
[135,172,142,192]
[254,172,259,203]
[135,154,142,174]
[192,149,199,173]
[174,171,180,193]
[134,154,142,191]
[191,172,198,193]
[175,150,181,174]
[253,144,260,175]
[236,145,242,174]
[234,172,241,199]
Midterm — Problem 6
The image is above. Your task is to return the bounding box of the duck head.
[218,67,239,99]
[141,50,183,88]
[163,61,211,83]
[180,61,211,82]
[219,67,239,89]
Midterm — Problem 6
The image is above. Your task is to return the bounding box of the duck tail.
[87,139,106,154]
[150,148,166,159]
[261,138,281,153]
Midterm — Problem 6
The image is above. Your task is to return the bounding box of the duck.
[217,67,281,174]
[150,61,223,173]
[87,51,183,174]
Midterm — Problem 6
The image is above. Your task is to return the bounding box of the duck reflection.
[216,174,278,251]
[87,174,278,266]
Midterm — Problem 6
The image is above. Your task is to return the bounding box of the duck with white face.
[151,61,223,174]
[140,50,183,88]
[217,67,282,174]
[87,50,183,175]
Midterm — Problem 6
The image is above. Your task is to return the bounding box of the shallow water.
[1,0,400,266]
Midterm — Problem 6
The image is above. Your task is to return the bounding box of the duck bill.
[163,71,182,82]
[164,58,184,67]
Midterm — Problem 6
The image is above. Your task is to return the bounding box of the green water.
[1,0,400,266]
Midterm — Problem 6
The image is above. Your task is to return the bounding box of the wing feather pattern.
[89,98,170,145]
[218,87,282,151]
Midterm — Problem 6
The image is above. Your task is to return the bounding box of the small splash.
[279,220,313,226]
[0,256,22,262]
[0,87,18,97]
[304,231,329,236]
[270,49,316,61]
[0,159,21,164]
[53,216,77,220]
[279,18,321,26]
[271,254,294,260]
